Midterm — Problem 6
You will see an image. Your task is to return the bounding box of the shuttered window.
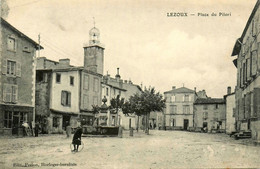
[3,84,18,103]
[61,91,71,106]
[93,78,99,92]
[83,94,89,109]
[251,50,257,76]
[246,58,251,82]
[253,88,260,117]
[83,75,89,90]
[93,96,98,106]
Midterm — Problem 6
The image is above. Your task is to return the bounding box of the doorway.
[183,119,189,130]
[62,115,71,130]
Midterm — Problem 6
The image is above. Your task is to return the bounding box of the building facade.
[0,18,42,135]
[101,69,142,130]
[35,26,103,133]
[164,86,196,130]
[231,0,260,140]
[224,87,236,134]
[194,98,226,132]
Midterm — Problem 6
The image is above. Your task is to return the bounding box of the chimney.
[194,87,196,92]
[172,86,176,90]
[58,58,70,68]
[227,86,231,94]
[115,67,121,81]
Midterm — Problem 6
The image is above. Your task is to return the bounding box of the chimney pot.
[172,86,176,90]
[227,86,231,94]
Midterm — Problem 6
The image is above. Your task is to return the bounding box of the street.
[1,130,260,169]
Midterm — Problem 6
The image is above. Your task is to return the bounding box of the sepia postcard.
[0,0,260,168]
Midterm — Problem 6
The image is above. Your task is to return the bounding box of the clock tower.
[83,26,105,75]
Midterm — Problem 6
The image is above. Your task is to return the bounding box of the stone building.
[0,18,42,135]
[101,69,142,130]
[164,86,196,130]
[224,87,236,134]
[194,97,226,132]
[231,0,260,140]
[35,26,103,133]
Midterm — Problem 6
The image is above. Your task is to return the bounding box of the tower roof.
[89,27,100,36]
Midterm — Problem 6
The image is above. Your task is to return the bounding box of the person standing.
[35,122,39,137]
[72,127,83,152]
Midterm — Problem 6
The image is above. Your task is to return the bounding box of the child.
[72,127,83,152]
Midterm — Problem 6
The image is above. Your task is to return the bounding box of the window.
[7,37,16,51]
[106,88,109,96]
[203,105,208,110]
[94,78,99,92]
[215,104,219,109]
[171,95,175,102]
[7,60,16,76]
[84,75,89,90]
[93,96,98,106]
[170,105,177,114]
[111,116,116,126]
[183,105,190,114]
[23,46,30,53]
[170,119,175,127]
[3,84,18,103]
[61,91,71,106]
[70,76,74,86]
[184,95,189,102]
[203,112,208,119]
[83,94,89,109]
[4,111,12,128]
[53,117,59,127]
[56,73,61,83]
[214,112,218,118]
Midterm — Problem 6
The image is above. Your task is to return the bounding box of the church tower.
[83,25,105,75]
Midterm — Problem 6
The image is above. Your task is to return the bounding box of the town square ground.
[1,130,260,169]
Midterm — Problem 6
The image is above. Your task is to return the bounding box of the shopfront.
[0,104,33,135]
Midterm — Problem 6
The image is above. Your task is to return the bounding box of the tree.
[129,87,165,134]
[109,95,125,126]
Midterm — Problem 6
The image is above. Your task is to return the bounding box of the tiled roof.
[164,87,195,94]
[194,98,225,104]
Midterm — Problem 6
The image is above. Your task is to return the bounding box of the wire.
[9,0,42,9]
[41,41,82,65]
[41,36,81,57]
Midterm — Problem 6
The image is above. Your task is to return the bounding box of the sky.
[2,0,258,97]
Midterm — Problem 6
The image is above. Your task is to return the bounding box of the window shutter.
[252,50,257,76]
[68,92,71,106]
[4,84,12,102]
[2,59,7,75]
[253,88,260,117]
[61,91,65,105]
[245,93,250,119]
[250,92,254,117]
[12,85,18,103]
[246,58,251,81]
[251,40,257,51]
[3,84,6,102]
[16,62,21,77]
[252,20,257,36]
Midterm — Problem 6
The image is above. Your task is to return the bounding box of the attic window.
[7,36,16,51]
[23,46,30,53]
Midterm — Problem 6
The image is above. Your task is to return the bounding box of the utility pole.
[38,33,41,57]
